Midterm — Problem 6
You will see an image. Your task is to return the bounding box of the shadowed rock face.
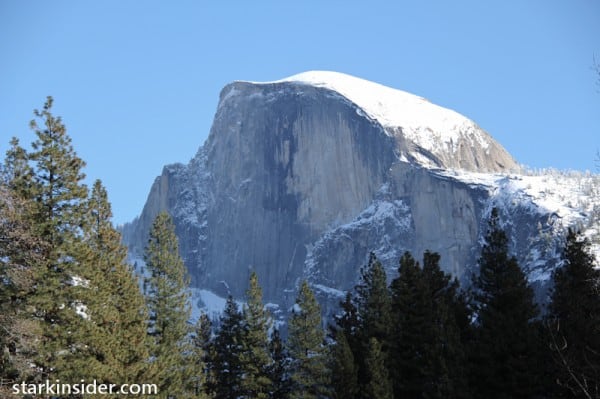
[200,82,398,300]
[122,75,567,315]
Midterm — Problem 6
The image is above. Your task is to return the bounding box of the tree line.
[325,209,600,399]
[1,98,599,398]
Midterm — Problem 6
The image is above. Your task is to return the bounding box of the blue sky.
[1,1,599,224]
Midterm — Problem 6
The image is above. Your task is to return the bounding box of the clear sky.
[1,1,599,224]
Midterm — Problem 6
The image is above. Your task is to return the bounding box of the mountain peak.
[124,70,598,323]
[237,71,520,173]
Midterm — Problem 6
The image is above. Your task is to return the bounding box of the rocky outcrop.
[122,72,596,317]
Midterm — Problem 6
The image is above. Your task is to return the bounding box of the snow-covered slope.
[440,169,600,278]
[278,71,485,143]
[246,71,519,172]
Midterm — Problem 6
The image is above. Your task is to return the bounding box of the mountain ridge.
[122,71,599,320]
[246,70,520,173]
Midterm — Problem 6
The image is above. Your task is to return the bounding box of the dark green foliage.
[420,251,470,399]
[333,291,361,374]
[353,253,393,398]
[2,137,34,196]
[1,138,43,388]
[547,229,600,398]
[80,180,151,392]
[213,296,244,399]
[239,271,273,398]
[389,251,426,398]
[0,97,92,383]
[364,338,393,399]
[27,97,90,382]
[330,328,359,399]
[470,208,544,399]
[144,211,192,398]
[388,250,470,399]
[190,313,211,398]
[335,291,360,341]
[288,280,331,399]
[355,252,392,345]
[268,328,291,399]
[1,99,153,397]
[0,184,45,395]
[27,97,88,246]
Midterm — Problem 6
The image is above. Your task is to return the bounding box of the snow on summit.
[277,71,460,129]
[272,70,493,158]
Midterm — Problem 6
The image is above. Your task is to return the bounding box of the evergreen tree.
[144,211,192,398]
[268,328,291,399]
[331,291,361,399]
[2,137,34,196]
[355,252,392,345]
[421,251,470,399]
[548,229,600,398]
[353,253,392,398]
[0,183,45,395]
[388,251,470,399]
[27,96,88,243]
[79,180,150,395]
[470,208,543,399]
[2,99,153,396]
[335,291,360,345]
[1,97,92,383]
[330,328,359,399]
[389,251,429,398]
[239,271,273,398]
[190,313,211,399]
[364,338,393,399]
[213,296,244,399]
[288,280,331,399]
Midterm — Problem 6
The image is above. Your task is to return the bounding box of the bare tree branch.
[546,318,595,399]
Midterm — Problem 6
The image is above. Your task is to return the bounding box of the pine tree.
[79,180,150,395]
[353,253,392,398]
[2,99,153,396]
[2,137,34,197]
[1,97,92,383]
[364,338,393,399]
[144,211,192,399]
[268,328,291,399]
[421,251,470,399]
[31,98,90,382]
[470,208,543,399]
[389,251,429,398]
[0,183,45,395]
[388,250,470,399]
[213,296,244,399]
[27,96,88,241]
[190,313,211,399]
[288,280,331,399]
[547,229,600,398]
[330,328,359,399]
[335,291,360,344]
[239,271,273,398]
[355,252,392,345]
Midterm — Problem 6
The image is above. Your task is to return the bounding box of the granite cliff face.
[122,71,598,316]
